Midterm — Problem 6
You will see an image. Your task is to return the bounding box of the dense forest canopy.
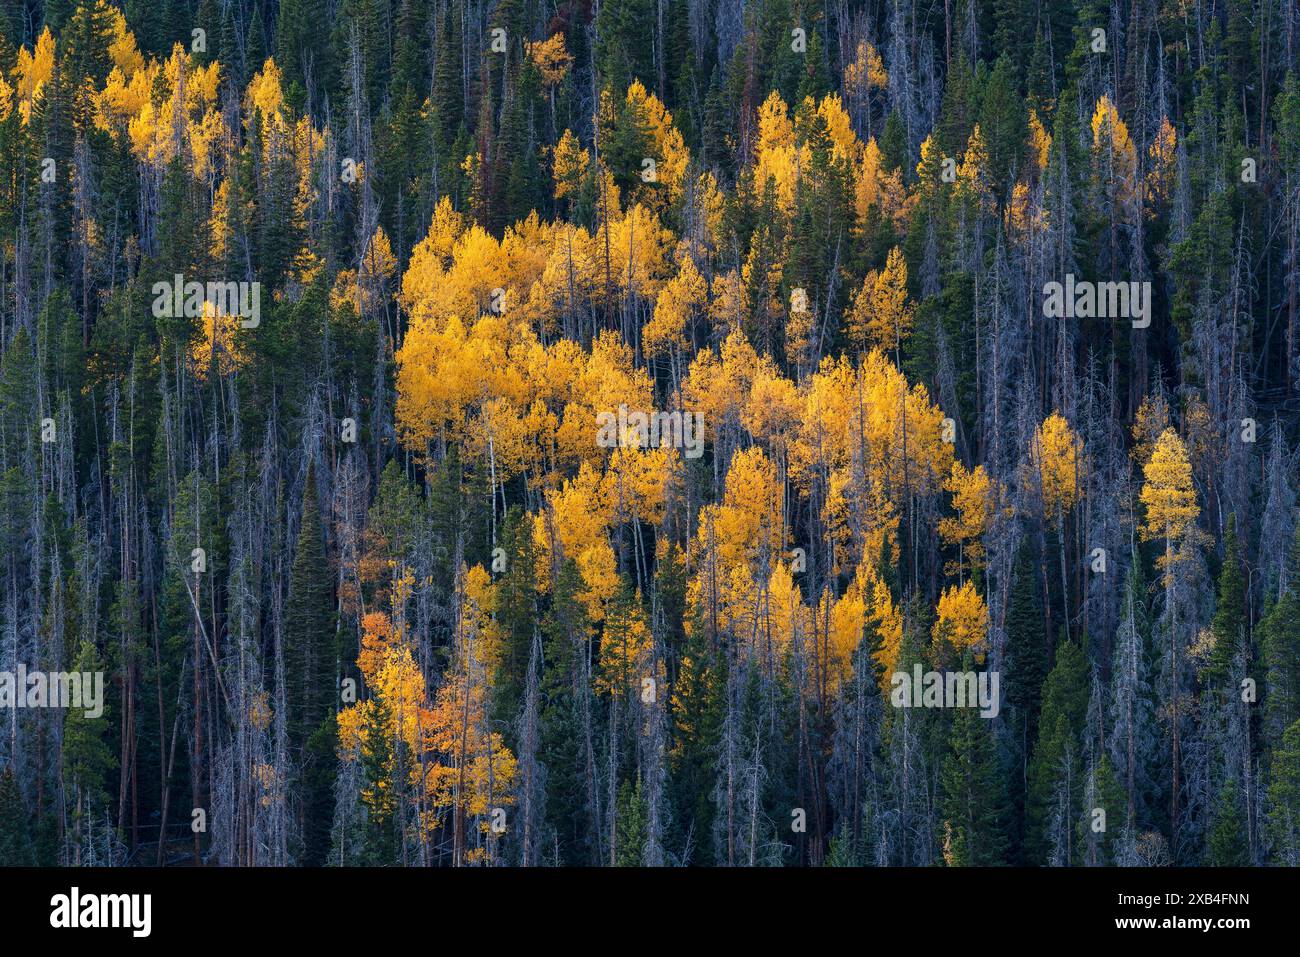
[0,0,1298,868]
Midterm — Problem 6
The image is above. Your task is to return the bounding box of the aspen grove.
[0,0,1297,868]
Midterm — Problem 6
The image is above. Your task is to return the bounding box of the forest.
[0,0,1297,870]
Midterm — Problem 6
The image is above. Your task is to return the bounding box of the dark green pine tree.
[279,0,334,104]
[357,692,401,865]
[655,542,688,665]
[0,8,15,80]
[300,715,338,867]
[664,0,696,136]
[1268,719,1300,865]
[285,463,338,865]
[62,638,116,812]
[496,58,546,227]
[59,0,116,131]
[1003,544,1046,862]
[991,0,1027,78]
[595,0,655,93]
[938,53,977,160]
[1078,753,1125,865]
[390,0,428,99]
[219,0,241,84]
[366,460,420,573]
[332,0,388,106]
[668,608,725,865]
[1025,26,1054,117]
[42,0,75,35]
[193,0,221,65]
[246,4,267,75]
[256,132,303,293]
[700,68,733,176]
[0,765,34,866]
[1026,636,1088,863]
[880,111,909,177]
[1260,525,1300,753]
[1206,515,1246,688]
[602,88,653,201]
[431,2,463,148]
[155,155,210,314]
[939,656,1009,865]
[493,505,539,731]
[540,558,592,864]
[1206,777,1249,866]
[977,55,1027,203]
[284,462,338,752]
[794,26,832,104]
[614,778,650,866]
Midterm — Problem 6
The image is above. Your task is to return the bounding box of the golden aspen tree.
[1033,411,1084,640]
[1034,412,1083,525]
[823,579,867,693]
[816,94,862,166]
[915,134,944,190]
[338,604,517,862]
[1139,427,1201,571]
[14,27,55,123]
[867,572,904,689]
[1138,426,1203,853]
[753,91,802,213]
[956,125,995,210]
[534,462,618,620]
[246,57,287,127]
[705,270,744,338]
[939,462,996,579]
[355,225,397,313]
[552,129,590,200]
[740,367,802,455]
[528,33,572,86]
[845,246,913,352]
[686,447,787,654]
[933,581,989,661]
[189,302,249,380]
[682,327,762,445]
[433,566,516,860]
[596,203,675,302]
[855,138,907,230]
[106,6,145,76]
[604,445,674,529]
[1145,117,1178,207]
[1026,109,1052,176]
[645,257,706,360]
[764,561,810,667]
[842,39,887,112]
[625,80,690,210]
[1090,94,1138,209]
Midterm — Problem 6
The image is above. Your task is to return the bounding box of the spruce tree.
[1026,637,1088,863]
[614,778,649,866]
[1260,525,1300,751]
[1206,515,1246,687]
[940,655,1009,865]
[540,559,591,864]
[0,765,33,866]
[494,505,539,730]
[1078,754,1125,865]
[1004,545,1046,861]
[1268,720,1300,865]
[284,462,338,754]
[284,464,338,864]
[1206,777,1249,866]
